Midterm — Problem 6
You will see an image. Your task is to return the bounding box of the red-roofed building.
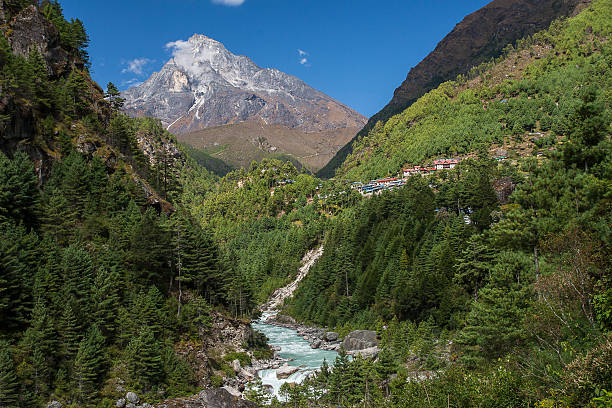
[433,158,459,170]
[403,166,423,177]
[374,178,398,185]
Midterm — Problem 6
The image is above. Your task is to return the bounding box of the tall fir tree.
[0,341,19,408]
[59,303,81,362]
[0,151,40,227]
[73,325,105,402]
[126,326,163,388]
[91,267,121,340]
[105,81,125,111]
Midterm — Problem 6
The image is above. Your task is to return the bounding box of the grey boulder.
[342,330,379,351]
[325,332,339,342]
[276,364,299,379]
[126,391,139,404]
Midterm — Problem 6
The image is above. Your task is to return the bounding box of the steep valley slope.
[317,0,591,178]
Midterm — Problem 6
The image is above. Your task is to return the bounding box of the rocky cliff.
[0,2,180,211]
[317,0,589,178]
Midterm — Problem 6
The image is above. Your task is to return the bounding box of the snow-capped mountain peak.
[122,34,366,134]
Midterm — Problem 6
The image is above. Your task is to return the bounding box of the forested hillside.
[316,0,588,179]
[274,1,611,406]
[338,0,612,181]
[180,158,362,311]
[0,1,261,406]
[0,0,610,407]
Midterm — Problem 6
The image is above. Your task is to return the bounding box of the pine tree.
[108,114,134,154]
[454,234,494,300]
[65,69,88,117]
[27,49,50,110]
[61,152,92,214]
[73,325,105,401]
[105,81,125,111]
[126,326,163,388]
[59,303,81,362]
[0,341,19,408]
[61,245,94,321]
[131,286,166,338]
[40,187,76,245]
[20,299,57,394]
[0,151,40,227]
[91,267,120,339]
[563,85,609,172]
[0,221,39,332]
[128,208,171,288]
[69,18,90,65]
[456,251,534,364]
[179,220,225,302]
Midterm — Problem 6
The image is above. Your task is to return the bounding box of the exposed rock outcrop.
[7,5,74,76]
[260,245,324,312]
[342,330,379,351]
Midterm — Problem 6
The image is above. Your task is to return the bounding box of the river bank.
[250,312,340,397]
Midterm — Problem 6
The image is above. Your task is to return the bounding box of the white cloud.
[211,0,245,6]
[166,39,200,77]
[297,49,310,66]
[121,58,153,75]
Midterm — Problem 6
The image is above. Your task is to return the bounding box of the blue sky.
[60,0,491,118]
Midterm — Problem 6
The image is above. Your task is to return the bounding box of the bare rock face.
[123,34,366,135]
[7,5,72,76]
[342,330,379,351]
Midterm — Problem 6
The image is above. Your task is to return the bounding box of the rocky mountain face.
[123,34,366,135]
[317,0,590,178]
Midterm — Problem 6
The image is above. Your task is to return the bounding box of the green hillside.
[338,0,612,181]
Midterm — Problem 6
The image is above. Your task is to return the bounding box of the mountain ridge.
[317,0,590,178]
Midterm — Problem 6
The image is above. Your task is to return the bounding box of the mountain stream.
[253,245,338,397]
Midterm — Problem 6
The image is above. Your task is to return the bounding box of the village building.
[403,166,423,177]
[433,158,459,170]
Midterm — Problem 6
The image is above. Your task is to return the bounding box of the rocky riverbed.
[264,314,381,358]
[264,313,343,351]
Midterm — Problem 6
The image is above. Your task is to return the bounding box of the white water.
[252,246,335,398]
[252,312,338,398]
